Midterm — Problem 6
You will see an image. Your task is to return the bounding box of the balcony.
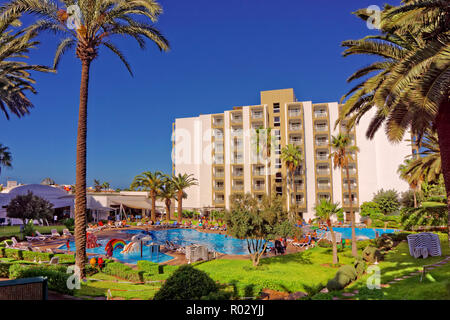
[293,182,304,189]
[289,109,301,117]
[231,128,243,136]
[316,154,329,161]
[214,184,224,191]
[253,166,266,176]
[289,123,302,131]
[252,111,263,119]
[232,168,244,177]
[213,130,224,140]
[343,198,358,205]
[252,122,264,130]
[214,197,225,204]
[231,114,243,124]
[214,170,224,178]
[317,184,331,190]
[214,144,224,153]
[213,117,224,126]
[343,183,358,190]
[317,169,330,175]
[291,197,304,205]
[232,184,244,191]
[315,124,328,132]
[213,157,224,165]
[314,111,327,118]
[315,139,329,146]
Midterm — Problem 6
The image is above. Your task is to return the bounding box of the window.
[274,116,280,127]
[273,103,280,113]
[276,186,283,195]
[275,158,282,169]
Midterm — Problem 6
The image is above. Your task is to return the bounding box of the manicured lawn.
[75,273,164,300]
[341,234,450,300]
[194,246,356,297]
[0,225,67,238]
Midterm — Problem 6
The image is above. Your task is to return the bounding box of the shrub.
[154,265,218,300]
[389,232,413,242]
[362,246,383,263]
[8,264,73,295]
[0,262,12,277]
[353,256,366,276]
[326,265,357,291]
[21,251,53,262]
[23,222,35,237]
[374,234,394,251]
[102,262,144,282]
[137,260,160,274]
[62,218,75,230]
[54,254,75,264]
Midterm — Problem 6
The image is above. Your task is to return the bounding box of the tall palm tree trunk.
[413,189,417,208]
[165,199,171,221]
[177,190,183,223]
[346,166,357,256]
[74,60,91,279]
[151,191,156,222]
[329,222,338,265]
[436,100,450,246]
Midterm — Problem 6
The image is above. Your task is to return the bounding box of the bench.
[0,277,48,300]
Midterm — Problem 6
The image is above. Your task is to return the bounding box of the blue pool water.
[317,227,398,239]
[59,239,173,264]
[126,229,272,255]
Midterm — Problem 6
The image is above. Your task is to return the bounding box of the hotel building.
[172,89,412,222]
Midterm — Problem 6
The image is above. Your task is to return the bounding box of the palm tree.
[101,182,110,192]
[131,171,165,223]
[0,144,12,178]
[0,0,170,276]
[0,14,53,119]
[171,173,198,223]
[330,133,359,257]
[280,144,303,216]
[314,199,343,265]
[93,179,102,192]
[340,2,450,245]
[398,159,422,208]
[159,178,176,221]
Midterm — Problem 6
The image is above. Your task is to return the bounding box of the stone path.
[332,255,450,300]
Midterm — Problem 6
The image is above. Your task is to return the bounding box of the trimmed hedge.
[8,264,73,295]
[362,246,383,263]
[137,260,160,274]
[326,265,358,291]
[0,248,54,262]
[102,262,144,282]
[0,262,12,277]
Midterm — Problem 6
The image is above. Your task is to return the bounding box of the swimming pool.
[317,227,399,239]
[59,239,174,264]
[126,229,272,255]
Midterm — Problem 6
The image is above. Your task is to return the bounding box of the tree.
[330,133,359,257]
[338,2,450,245]
[0,14,53,120]
[7,191,53,225]
[159,178,176,220]
[280,144,303,217]
[398,159,422,208]
[172,173,198,223]
[225,193,295,267]
[0,0,170,277]
[314,199,343,265]
[131,171,165,222]
[41,177,55,185]
[0,144,12,178]
[93,179,102,192]
[101,182,110,191]
[373,189,400,215]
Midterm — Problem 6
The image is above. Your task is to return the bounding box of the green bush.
[154,265,219,300]
[389,232,413,242]
[102,262,144,282]
[21,250,53,262]
[326,265,357,292]
[137,260,161,274]
[356,240,374,250]
[374,234,394,251]
[23,222,35,237]
[8,264,73,295]
[62,218,75,230]
[353,256,366,276]
[362,246,383,263]
[0,262,12,277]
[54,254,75,264]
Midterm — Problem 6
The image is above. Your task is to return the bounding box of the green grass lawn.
[0,225,67,239]
[75,273,164,300]
[340,235,450,300]
[194,246,356,297]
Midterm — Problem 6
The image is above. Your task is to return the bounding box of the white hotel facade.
[172,89,414,222]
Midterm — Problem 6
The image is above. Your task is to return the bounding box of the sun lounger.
[26,235,43,242]
[8,237,29,249]
[62,229,73,237]
[407,232,442,258]
[35,231,52,240]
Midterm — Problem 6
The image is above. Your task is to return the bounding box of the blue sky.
[1,0,395,189]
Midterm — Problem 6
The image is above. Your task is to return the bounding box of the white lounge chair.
[407,232,442,258]
[35,231,52,240]
[63,229,73,237]
[50,229,61,239]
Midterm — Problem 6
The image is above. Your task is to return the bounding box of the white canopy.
[110,199,152,210]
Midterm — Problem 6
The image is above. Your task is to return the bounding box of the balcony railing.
[314,111,327,118]
[213,119,224,126]
[232,185,244,191]
[232,170,244,177]
[231,116,243,123]
[317,184,331,190]
[214,158,224,165]
[214,171,224,178]
[316,155,329,161]
[213,131,224,140]
[290,139,302,146]
[343,198,358,205]
[214,198,224,204]
[253,169,265,176]
[343,184,358,190]
[289,110,301,117]
[317,169,330,175]
[214,185,224,191]
[294,183,304,189]
[315,140,328,146]
[231,129,243,136]
[289,124,301,131]
[291,199,304,205]
[252,112,263,119]
[214,146,224,153]
[315,125,328,132]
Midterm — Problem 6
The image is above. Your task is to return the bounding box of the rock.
[287,292,308,300]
